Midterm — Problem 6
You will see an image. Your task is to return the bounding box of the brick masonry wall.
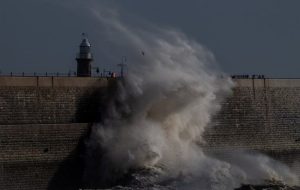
[205,86,300,151]
[0,123,89,190]
[204,79,300,170]
[0,77,117,189]
[0,77,116,124]
[1,77,300,189]
[0,86,112,124]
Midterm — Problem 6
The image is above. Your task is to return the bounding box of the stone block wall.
[0,77,114,124]
[204,79,300,166]
[1,77,300,189]
[0,77,116,190]
[0,123,89,190]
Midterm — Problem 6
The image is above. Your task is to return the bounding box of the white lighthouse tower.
[76,33,93,77]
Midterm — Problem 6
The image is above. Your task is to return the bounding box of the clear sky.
[1,0,300,77]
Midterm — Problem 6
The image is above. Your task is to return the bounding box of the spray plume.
[80,4,299,190]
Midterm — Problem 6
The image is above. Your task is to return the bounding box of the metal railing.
[2,72,300,79]
[0,72,77,77]
[0,71,121,78]
[231,74,265,79]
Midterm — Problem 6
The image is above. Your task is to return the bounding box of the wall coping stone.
[233,78,300,88]
[0,77,115,87]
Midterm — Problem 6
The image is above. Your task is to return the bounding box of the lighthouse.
[76,33,93,77]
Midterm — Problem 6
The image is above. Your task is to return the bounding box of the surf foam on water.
[78,3,299,190]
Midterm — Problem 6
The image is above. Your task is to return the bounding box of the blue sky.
[1,0,300,77]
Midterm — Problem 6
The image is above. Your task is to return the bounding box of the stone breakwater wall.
[1,77,300,189]
[0,77,116,190]
[0,77,113,124]
[1,123,88,190]
[204,79,300,166]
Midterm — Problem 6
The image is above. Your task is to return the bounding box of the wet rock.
[236,180,300,190]
[96,167,300,190]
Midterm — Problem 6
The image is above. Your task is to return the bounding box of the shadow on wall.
[47,129,88,190]
[78,80,141,189]
[47,79,120,189]
[75,79,120,123]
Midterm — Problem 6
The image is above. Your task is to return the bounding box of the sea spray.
[81,3,299,189]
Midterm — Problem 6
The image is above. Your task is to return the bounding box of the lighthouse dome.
[80,38,91,47]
